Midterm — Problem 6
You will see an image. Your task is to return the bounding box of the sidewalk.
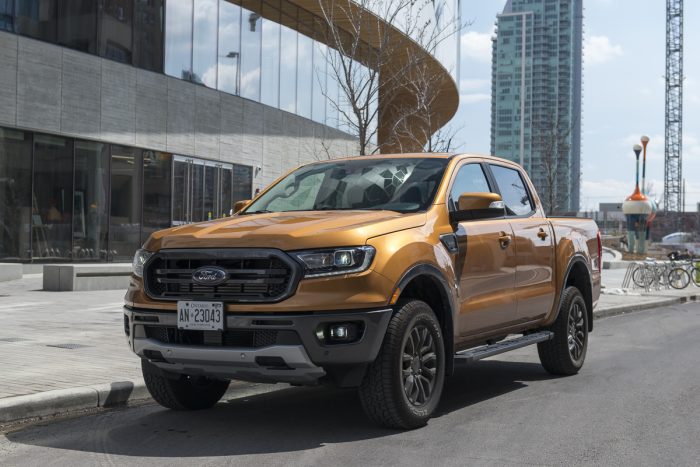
[0,268,697,425]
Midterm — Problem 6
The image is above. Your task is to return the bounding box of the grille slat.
[144,249,300,303]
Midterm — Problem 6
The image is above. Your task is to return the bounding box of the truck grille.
[144,326,301,348]
[143,249,301,303]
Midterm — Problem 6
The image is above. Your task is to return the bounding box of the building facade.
[490,0,582,213]
[0,0,459,263]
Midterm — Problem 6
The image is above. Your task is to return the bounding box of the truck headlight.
[290,246,375,278]
[132,249,154,278]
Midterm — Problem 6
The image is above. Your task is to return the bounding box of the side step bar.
[454,331,554,363]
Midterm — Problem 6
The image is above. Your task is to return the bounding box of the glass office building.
[490,0,582,212]
[0,0,459,262]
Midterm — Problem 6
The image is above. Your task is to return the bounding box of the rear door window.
[489,164,533,216]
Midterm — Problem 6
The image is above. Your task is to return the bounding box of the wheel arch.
[560,255,594,332]
[393,264,457,376]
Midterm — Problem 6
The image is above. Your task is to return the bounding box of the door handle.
[537,228,549,240]
[498,232,512,249]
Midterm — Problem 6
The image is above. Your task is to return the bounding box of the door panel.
[511,219,555,322]
[172,156,235,225]
[457,220,517,336]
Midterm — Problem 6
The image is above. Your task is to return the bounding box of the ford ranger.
[124,153,601,429]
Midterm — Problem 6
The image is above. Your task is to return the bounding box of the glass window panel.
[109,146,142,261]
[217,0,241,95]
[312,42,326,124]
[32,134,73,260]
[490,164,533,216]
[73,141,109,261]
[449,164,491,211]
[191,162,204,221]
[134,0,164,72]
[171,158,188,225]
[164,0,192,79]
[57,1,97,54]
[204,164,216,220]
[192,0,217,87]
[220,167,232,217]
[240,5,261,100]
[99,0,133,64]
[279,24,297,113]
[261,17,280,107]
[0,128,32,260]
[0,0,14,32]
[142,151,172,243]
[325,48,339,128]
[231,164,252,205]
[296,33,312,118]
[14,0,56,42]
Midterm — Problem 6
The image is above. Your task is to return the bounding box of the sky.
[453,0,700,212]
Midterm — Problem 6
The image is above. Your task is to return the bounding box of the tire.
[691,268,700,287]
[141,359,230,410]
[668,268,690,290]
[538,286,588,376]
[359,300,445,429]
[632,267,651,288]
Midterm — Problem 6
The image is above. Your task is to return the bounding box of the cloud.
[460,93,490,104]
[584,35,623,65]
[460,26,495,64]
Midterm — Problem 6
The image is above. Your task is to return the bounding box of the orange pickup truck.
[124,153,601,429]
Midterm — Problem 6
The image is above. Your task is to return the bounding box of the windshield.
[243,158,449,214]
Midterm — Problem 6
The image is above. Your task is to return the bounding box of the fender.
[554,254,594,332]
[393,263,458,375]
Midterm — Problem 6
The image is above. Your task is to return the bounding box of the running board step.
[454,331,554,363]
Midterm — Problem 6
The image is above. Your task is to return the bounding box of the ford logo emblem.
[192,266,228,286]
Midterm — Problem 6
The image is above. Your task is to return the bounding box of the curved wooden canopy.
[238,0,460,153]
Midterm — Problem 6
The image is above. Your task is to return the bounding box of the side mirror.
[233,199,251,214]
[451,192,505,222]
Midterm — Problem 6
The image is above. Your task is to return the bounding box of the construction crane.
[664,0,683,214]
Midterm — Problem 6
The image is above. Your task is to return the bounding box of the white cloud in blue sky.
[451,0,700,211]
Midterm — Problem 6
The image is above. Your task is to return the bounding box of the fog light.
[330,325,349,339]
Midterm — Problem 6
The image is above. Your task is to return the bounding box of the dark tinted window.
[489,164,533,216]
[73,141,109,260]
[134,0,164,72]
[32,134,74,259]
[57,1,97,53]
[0,128,32,260]
[109,145,142,261]
[232,164,253,204]
[142,151,171,242]
[164,0,192,79]
[449,163,491,211]
[14,0,57,42]
[99,0,133,64]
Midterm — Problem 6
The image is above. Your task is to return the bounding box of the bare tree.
[315,0,463,155]
[535,114,573,215]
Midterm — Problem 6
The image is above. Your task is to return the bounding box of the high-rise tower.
[490,0,583,213]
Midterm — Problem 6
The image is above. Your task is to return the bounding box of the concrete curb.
[0,378,282,427]
[594,294,699,320]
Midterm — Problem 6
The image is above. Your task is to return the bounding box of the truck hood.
[144,210,426,251]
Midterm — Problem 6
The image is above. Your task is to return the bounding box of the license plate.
[177,301,224,331]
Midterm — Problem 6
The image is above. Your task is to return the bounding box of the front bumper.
[124,307,392,385]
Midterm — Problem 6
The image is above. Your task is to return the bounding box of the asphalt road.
[2,302,699,467]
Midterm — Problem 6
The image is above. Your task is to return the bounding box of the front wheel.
[538,286,588,376]
[359,300,445,429]
[142,359,230,410]
[668,268,690,290]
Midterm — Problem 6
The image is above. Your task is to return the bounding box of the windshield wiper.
[241,210,273,215]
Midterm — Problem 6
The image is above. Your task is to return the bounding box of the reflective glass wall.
[0,0,165,72]
[164,0,373,133]
[0,125,253,262]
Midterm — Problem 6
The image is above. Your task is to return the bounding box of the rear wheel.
[142,359,229,410]
[538,286,588,376]
[359,300,445,429]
